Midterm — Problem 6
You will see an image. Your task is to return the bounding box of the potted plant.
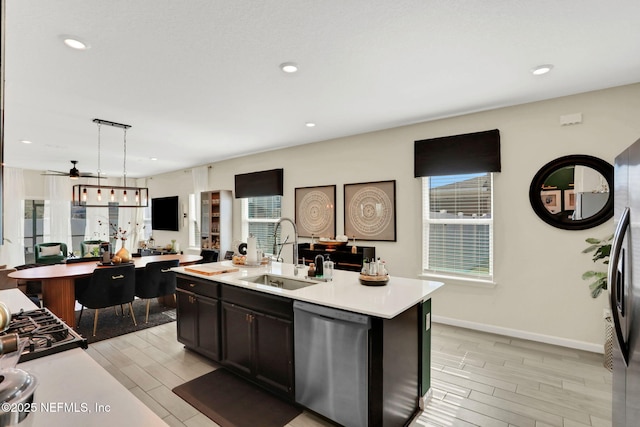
[582,235,612,298]
[582,234,613,371]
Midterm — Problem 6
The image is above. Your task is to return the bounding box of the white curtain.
[192,166,209,246]
[130,178,146,248]
[84,207,110,240]
[117,177,146,253]
[44,175,72,253]
[0,168,26,267]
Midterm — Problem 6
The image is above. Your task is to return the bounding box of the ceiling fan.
[41,160,102,179]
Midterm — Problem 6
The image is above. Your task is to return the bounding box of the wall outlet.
[425,313,431,331]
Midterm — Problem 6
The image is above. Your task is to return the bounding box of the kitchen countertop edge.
[174,261,445,319]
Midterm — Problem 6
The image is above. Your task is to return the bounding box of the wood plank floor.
[85,322,612,427]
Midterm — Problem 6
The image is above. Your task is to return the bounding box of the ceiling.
[4,0,640,178]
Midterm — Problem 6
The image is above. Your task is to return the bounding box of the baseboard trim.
[432,315,604,354]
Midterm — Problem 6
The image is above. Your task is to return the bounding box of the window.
[188,193,199,248]
[142,201,152,241]
[24,200,44,264]
[70,204,86,253]
[422,173,493,281]
[241,196,282,256]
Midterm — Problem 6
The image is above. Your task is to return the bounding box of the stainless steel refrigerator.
[610,138,640,426]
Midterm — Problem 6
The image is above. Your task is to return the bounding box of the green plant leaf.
[582,235,611,298]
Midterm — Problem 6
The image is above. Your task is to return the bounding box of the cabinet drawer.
[177,275,219,298]
[221,284,292,320]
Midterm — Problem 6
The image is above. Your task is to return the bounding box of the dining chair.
[135,259,179,323]
[34,242,68,264]
[199,249,219,263]
[80,240,108,257]
[76,264,137,336]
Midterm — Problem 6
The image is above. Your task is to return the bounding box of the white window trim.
[188,193,199,249]
[422,174,495,283]
[418,271,497,287]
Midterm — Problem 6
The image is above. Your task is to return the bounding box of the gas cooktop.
[1,308,88,362]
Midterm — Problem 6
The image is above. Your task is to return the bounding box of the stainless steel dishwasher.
[293,301,371,427]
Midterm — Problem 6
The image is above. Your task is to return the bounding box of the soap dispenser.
[323,255,334,280]
[314,254,324,277]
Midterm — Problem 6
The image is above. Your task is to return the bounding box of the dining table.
[8,254,202,327]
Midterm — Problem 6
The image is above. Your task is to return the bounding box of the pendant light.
[72,118,149,207]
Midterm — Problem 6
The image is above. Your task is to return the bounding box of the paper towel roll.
[246,235,257,264]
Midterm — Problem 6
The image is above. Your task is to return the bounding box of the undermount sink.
[243,274,320,291]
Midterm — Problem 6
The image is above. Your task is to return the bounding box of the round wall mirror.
[529,155,613,230]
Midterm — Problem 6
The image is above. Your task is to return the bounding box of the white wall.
[18,84,640,350]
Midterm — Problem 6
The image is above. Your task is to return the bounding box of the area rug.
[74,298,176,343]
[172,368,302,427]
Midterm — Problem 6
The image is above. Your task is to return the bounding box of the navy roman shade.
[414,129,501,177]
[234,168,284,198]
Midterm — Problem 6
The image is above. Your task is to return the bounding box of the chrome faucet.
[274,217,300,275]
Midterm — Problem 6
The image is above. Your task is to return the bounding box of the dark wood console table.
[297,243,375,272]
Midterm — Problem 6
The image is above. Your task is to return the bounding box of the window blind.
[423,173,493,279]
[243,196,282,255]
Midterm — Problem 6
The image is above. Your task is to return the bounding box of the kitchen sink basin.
[243,274,320,291]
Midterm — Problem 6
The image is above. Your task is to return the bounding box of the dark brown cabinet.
[221,286,294,397]
[220,302,253,375]
[176,277,220,361]
[253,311,293,394]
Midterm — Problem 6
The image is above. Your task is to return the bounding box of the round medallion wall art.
[344,180,397,241]
[298,190,333,236]
[294,185,336,238]
[348,187,392,237]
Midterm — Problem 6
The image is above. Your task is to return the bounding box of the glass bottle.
[362,258,369,275]
[323,256,334,280]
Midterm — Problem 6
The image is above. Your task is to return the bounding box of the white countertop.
[175,261,445,319]
[0,289,167,427]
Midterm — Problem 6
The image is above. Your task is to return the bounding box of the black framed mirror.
[529,155,613,230]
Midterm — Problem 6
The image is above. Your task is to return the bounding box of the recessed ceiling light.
[20,139,32,144]
[150,157,158,161]
[280,62,298,73]
[305,122,316,127]
[60,35,90,50]
[531,64,553,75]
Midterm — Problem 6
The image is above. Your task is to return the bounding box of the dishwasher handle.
[294,301,370,326]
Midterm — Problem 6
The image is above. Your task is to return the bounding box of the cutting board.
[184,265,240,276]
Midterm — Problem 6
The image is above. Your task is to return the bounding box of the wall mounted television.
[151,196,180,231]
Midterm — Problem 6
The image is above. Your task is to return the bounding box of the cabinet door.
[176,289,197,348]
[221,302,252,375]
[254,312,294,396]
[197,296,220,361]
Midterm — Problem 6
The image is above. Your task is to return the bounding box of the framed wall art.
[295,185,336,238]
[564,189,575,211]
[541,189,562,214]
[344,180,396,241]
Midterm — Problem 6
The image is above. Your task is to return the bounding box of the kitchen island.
[174,261,444,427]
[0,289,167,426]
